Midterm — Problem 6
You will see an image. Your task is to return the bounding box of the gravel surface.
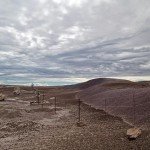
[0,86,150,150]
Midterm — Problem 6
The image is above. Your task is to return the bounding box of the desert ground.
[0,78,150,150]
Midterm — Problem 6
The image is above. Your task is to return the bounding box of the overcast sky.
[0,0,150,85]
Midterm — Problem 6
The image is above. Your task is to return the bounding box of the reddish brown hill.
[77,78,150,128]
[65,78,136,89]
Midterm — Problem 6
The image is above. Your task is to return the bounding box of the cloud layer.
[0,0,150,85]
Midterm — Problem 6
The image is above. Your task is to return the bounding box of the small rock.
[0,93,5,101]
[127,127,142,140]
[13,86,21,95]
[76,121,86,127]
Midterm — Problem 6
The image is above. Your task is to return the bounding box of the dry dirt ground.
[0,86,150,150]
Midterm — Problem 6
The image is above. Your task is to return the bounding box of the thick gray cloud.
[0,0,150,85]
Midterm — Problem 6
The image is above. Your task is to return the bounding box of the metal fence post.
[78,98,81,123]
[132,87,136,125]
[37,91,40,104]
[41,92,44,109]
[105,98,107,113]
[133,87,135,125]
[54,97,56,113]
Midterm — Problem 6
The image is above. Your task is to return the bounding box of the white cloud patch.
[0,0,150,85]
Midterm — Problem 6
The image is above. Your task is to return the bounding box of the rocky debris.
[0,93,5,101]
[30,101,39,105]
[29,107,61,113]
[0,109,22,119]
[127,127,142,140]
[0,121,40,132]
[76,121,86,127]
[13,87,21,95]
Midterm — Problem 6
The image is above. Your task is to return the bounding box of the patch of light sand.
[38,109,70,126]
